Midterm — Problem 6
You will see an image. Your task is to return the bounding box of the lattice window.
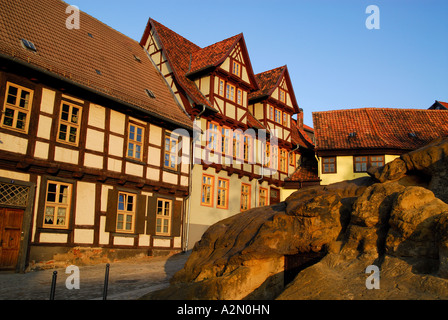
[0,183,29,207]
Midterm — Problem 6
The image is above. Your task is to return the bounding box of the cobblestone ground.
[0,252,190,300]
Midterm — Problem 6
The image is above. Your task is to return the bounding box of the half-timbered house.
[313,108,448,185]
[141,19,316,249]
[0,0,193,272]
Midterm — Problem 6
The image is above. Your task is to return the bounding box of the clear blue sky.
[70,0,448,127]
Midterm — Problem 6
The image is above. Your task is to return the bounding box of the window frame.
[156,198,172,236]
[237,88,243,105]
[116,191,136,234]
[1,82,34,133]
[233,131,242,160]
[353,155,385,173]
[164,131,180,171]
[263,142,271,168]
[232,60,242,77]
[226,83,236,102]
[217,178,229,209]
[289,152,296,167]
[127,122,145,161]
[207,121,220,153]
[322,157,337,174]
[221,127,231,156]
[243,135,253,163]
[279,89,287,104]
[271,145,279,170]
[43,181,72,229]
[218,78,225,97]
[283,112,289,127]
[275,108,282,124]
[201,174,214,207]
[268,105,274,121]
[258,187,268,207]
[241,183,251,212]
[56,100,83,146]
[279,148,288,173]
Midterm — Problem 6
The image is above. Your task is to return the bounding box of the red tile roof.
[291,119,315,149]
[438,101,448,109]
[188,34,242,75]
[0,0,192,129]
[286,164,320,183]
[142,19,259,112]
[144,19,213,110]
[313,108,448,152]
[248,65,300,114]
[248,66,285,101]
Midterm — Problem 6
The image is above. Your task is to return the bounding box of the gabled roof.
[141,18,213,111]
[188,34,242,76]
[0,0,193,130]
[291,119,315,149]
[286,164,320,183]
[248,65,300,114]
[141,18,259,111]
[429,100,448,110]
[313,108,448,152]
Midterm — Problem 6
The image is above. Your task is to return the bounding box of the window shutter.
[146,196,157,236]
[105,189,118,233]
[171,200,183,237]
[135,194,147,234]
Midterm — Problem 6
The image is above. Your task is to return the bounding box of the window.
[232,61,241,77]
[164,132,179,170]
[207,122,219,152]
[354,156,368,173]
[263,143,271,167]
[370,156,385,168]
[233,131,242,159]
[1,82,33,133]
[221,127,231,155]
[57,101,82,145]
[217,178,229,209]
[279,149,288,172]
[127,123,144,161]
[354,155,385,173]
[283,112,289,127]
[44,181,72,229]
[275,109,282,124]
[279,89,286,103]
[322,157,336,174]
[116,192,136,233]
[289,152,296,167]
[226,83,235,102]
[201,174,214,207]
[259,187,268,207]
[271,145,279,170]
[268,105,274,121]
[237,89,243,105]
[218,78,225,96]
[156,199,172,236]
[243,135,252,162]
[241,183,251,212]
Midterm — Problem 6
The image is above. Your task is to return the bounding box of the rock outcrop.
[142,138,448,300]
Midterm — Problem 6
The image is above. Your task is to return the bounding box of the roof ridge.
[198,33,242,51]
[149,18,201,53]
[255,65,286,77]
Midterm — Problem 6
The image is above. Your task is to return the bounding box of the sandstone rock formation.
[142,138,448,300]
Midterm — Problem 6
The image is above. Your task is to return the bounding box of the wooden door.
[270,187,280,205]
[0,208,24,269]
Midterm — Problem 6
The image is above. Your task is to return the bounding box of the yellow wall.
[318,154,400,185]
